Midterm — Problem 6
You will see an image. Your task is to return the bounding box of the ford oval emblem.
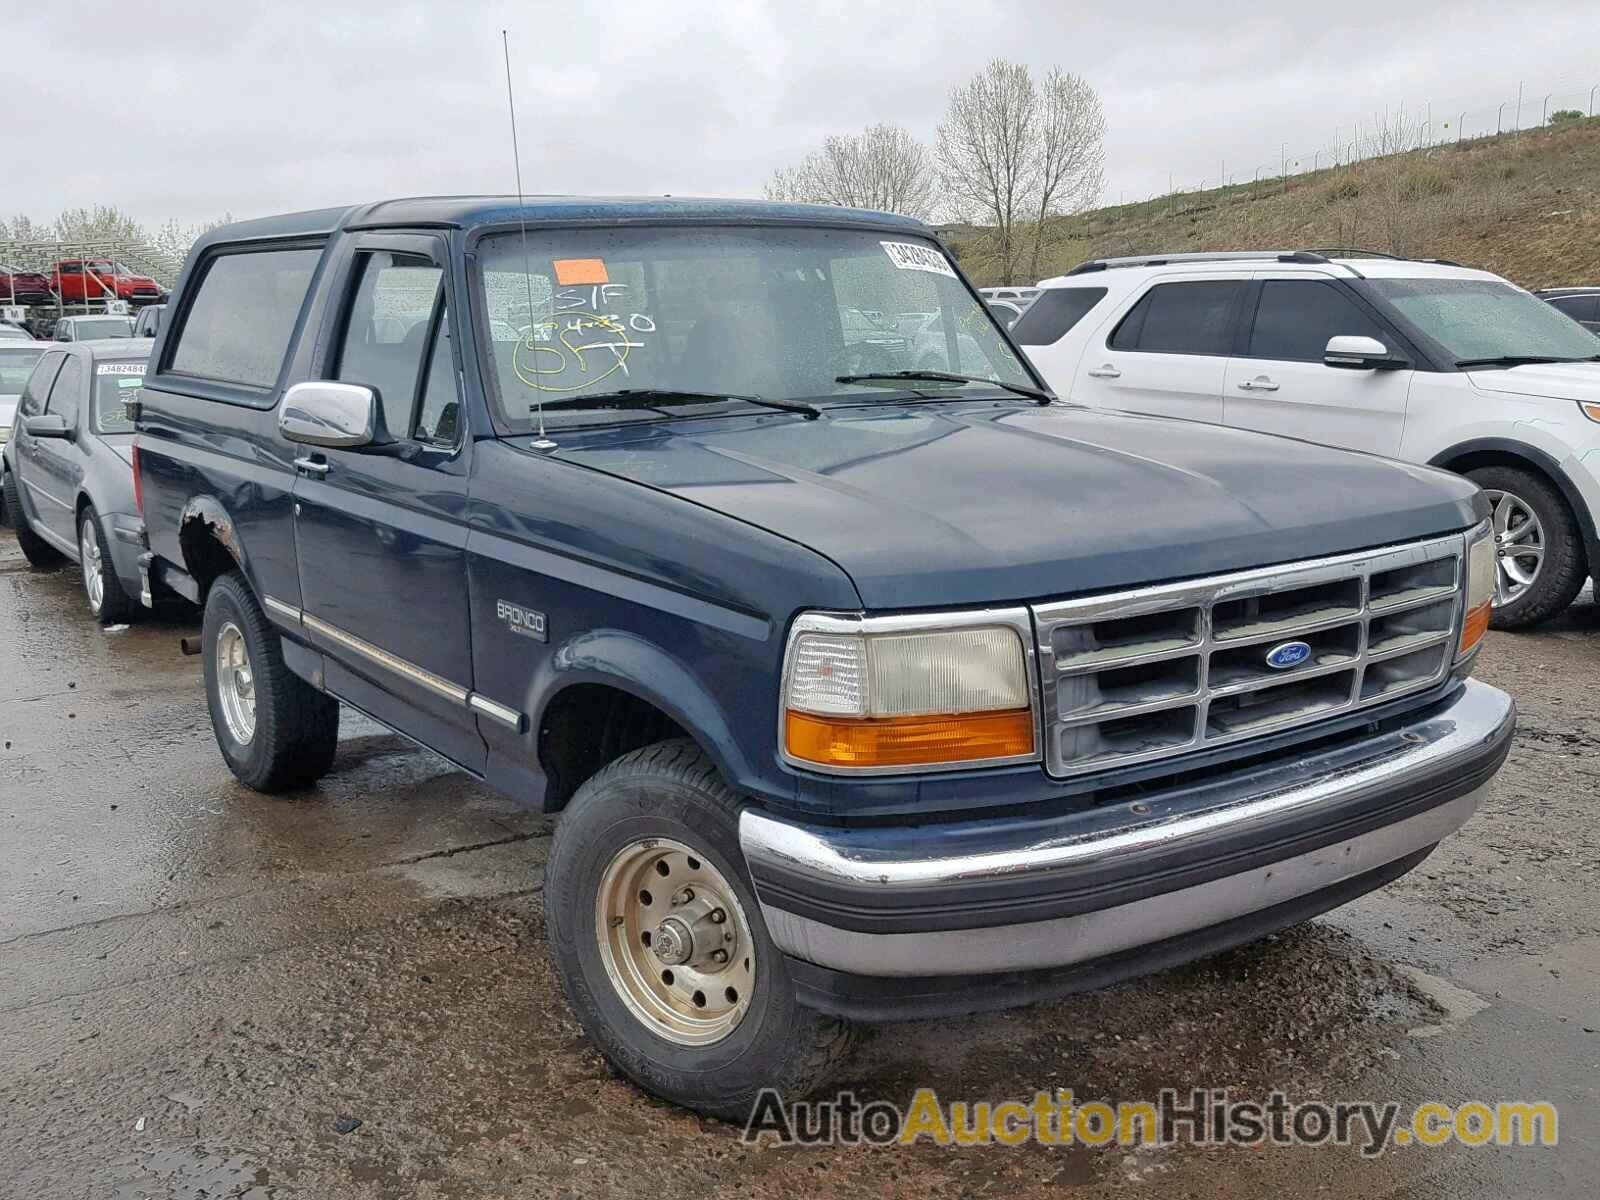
[1265,640,1312,670]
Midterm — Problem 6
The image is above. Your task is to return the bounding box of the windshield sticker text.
[96,362,146,376]
[881,241,957,279]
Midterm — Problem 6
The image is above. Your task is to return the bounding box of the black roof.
[192,195,929,250]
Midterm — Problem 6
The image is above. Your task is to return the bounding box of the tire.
[201,570,340,792]
[3,469,64,566]
[78,505,134,625]
[545,739,856,1120]
[1466,465,1587,629]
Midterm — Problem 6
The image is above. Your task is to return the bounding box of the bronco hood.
[550,401,1483,609]
[1466,361,1600,402]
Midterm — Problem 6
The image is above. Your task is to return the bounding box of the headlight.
[1458,519,1494,660]
[780,611,1038,772]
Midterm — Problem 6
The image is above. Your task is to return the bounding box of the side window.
[414,305,462,445]
[169,246,321,391]
[46,356,83,427]
[333,251,444,439]
[1012,287,1108,346]
[1549,295,1597,323]
[1247,280,1389,362]
[1109,281,1244,355]
[19,351,64,417]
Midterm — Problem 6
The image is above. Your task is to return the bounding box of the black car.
[3,339,150,623]
[1534,287,1600,334]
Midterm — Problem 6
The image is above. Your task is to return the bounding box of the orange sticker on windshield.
[554,258,609,285]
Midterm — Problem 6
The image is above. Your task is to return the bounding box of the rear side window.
[169,247,321,391]
[1011,287,1108,345]
[1246,280,1388,362]
[1109,281,1244,355]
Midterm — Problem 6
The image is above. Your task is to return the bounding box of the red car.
[0,263,54,305]
[49,259,162,303]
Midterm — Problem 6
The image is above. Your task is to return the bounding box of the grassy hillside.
[948,116,1600,289]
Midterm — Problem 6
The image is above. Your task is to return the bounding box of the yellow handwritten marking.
[511,310,636,393]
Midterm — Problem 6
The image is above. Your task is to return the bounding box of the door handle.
[1237,377,1280,392]
[293,456,331,477]
[1086,364,1122,379]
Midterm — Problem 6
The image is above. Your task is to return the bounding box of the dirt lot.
[1,536,1597,1199]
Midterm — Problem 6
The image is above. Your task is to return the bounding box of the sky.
[5,0,1599,231]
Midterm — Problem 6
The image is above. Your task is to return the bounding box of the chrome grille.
[1033,534,1464,778]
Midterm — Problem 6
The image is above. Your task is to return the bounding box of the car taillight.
[131,441,144,516]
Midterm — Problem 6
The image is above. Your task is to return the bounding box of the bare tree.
[1027,69,1106,281]
[937,59,1107,284]
[936,58,1038,284]
[764,123,936,220]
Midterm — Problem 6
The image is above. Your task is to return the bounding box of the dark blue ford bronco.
[133,197,1515,1117]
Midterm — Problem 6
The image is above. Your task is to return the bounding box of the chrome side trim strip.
[468,692,525,731]
[22,478,73,511]
[300,612,469,705]
[262,594,302,624]
[283,604,527,730]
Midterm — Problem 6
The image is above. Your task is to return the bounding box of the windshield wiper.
[538,388,819,419]
[835,369,1054,405]
[1454,354,1600,368]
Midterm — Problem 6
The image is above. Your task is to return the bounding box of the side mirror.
[24,414,71,440]
[1324,335,1408,370]
[278,381,390,449]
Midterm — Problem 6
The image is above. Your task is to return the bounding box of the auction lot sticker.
[881,241,957,278]
[96,362,147,376]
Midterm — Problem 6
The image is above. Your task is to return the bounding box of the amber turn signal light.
[1458,599,1491,657]
[784,708,1035,769]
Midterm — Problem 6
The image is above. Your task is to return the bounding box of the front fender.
[529,628,756,789]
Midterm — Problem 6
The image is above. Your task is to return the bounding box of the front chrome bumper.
[740,679,1514,982]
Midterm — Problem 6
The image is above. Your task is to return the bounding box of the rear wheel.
[202,570,340,792]
[1467,466,1586,628]
[545,740,855,1119]
[3,469,64,567]
[79,505,133,625]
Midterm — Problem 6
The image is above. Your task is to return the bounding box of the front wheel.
[202,571,340,792]
[545,740,855,1119]
[1467,466,1587,628]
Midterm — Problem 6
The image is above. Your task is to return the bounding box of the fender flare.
[1428,436,1600,570]
[526,629,757,793]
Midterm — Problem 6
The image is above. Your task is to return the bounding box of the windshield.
[474,225,1032,430]
[0,346,44,395]
[1367,278,1600,364]
[92,360,144,433]
[72,318,134,339]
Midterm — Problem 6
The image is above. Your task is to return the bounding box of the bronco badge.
[496,600,547,642]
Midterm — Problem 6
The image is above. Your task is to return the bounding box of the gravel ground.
[1,538,1596,1198]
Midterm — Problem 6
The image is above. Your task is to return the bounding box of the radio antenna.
[501,29,555,451]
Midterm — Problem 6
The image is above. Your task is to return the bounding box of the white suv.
[1014,250,1600,627]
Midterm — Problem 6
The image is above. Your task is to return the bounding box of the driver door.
[1224,275,1414,455]
[291,233,482,770]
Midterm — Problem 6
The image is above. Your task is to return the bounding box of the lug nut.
[709,908,726,924]
[710,948,729,965]
[674,887,695,905]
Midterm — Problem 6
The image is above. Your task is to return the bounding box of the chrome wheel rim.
[1485,489,1545,607]
[215,622,257,745]
[79,517,104,614]
[595,838,756,1046]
